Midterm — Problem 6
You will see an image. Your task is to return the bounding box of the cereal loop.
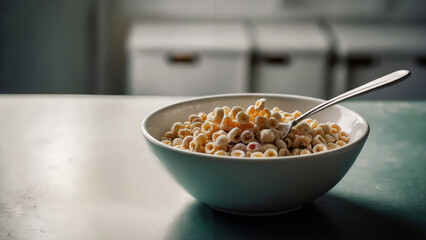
[222,106,231,115]
[214,150,228,156]
[178,128,191,139]
[255,116,268,129]
[251,151,264,157]
[300,149,312,155]
[212,130,227,142]
[173,138,183,146]
[182,136,194,148]
[260,129,275,143]
[266,117,280,129]
[202,121,219,136]
[171,122,184,135]
[228,127,242,143]
[205,142,217,154]
[236,111,250,125]
[254,98,266,111]
[329,122,341,133]
[258,109,271,119]
[279,148,290,156]
[215,135,230,148]
[164,131,175,139]
[264,148,278,157]
[220,116,234,132]
[241,130,255,144]
[231,150,245,157]
[194,133,208,145]
[271,111,283,122]
[198,112,207,122]
[211,107,225,124]
[161,98,349,157]
[230,106,245,119]
[294,122,311,134]
[313,144,327,153]
[246,142,261,152]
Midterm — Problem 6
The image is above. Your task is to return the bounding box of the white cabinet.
[251,22,330,99]
[126,22,250,96]
[330,22,426,100]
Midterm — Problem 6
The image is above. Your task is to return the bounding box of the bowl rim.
[141,93,370,162]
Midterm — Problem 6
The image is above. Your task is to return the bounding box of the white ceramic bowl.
[142,94,369,216]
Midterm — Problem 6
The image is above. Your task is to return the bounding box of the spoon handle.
[294,70,411,123]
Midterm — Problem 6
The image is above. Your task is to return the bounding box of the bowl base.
[207,204,305,216]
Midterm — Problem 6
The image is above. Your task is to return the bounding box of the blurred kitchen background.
[1,0,426,99]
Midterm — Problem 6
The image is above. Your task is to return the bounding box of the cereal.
[271,111,283,122]
[214,150,228,156]
[300,149,312,155]
[161,98,349,157]
[232,143,247,152]
[255,116,268,129]
[327,142,339,150]
[189,141,202,152]
[211,107,225,124]
[254,98,266,111]
[230,106,244,119]
[241,130,255,144]
[189,114,202,123]
[278,148,290,156]
[261,144,278,152]
[231,149,245,157]
[275,139,287,149]
[259,109,271,119]
[250,151,264,157]
[236,111,250,125]
[215,135,230,148]
[246,142,261,152]
[324,134,336,143]
[264,148,278,157]
[198,112,207,122]
[178,128,191,139]
[220,116,234,132]
[182,136,194,148]
[222,106,231,115]
[164,131,175,139]
[194,133,208,145]
[266,117,279,129]
[212,130,227,142]
[228,127,242,143]
[173,138,183,146]
[313,144,327,153]
[339,131,350,142]
[201,121,219,136]
[260,129,275,143]
[190,122,202,132]
[171,122,184,135]
[246,105,257,120]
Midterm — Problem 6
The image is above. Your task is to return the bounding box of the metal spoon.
[279,70,411,139]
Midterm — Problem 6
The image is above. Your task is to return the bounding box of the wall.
[1,0,426,94]
[0,0,94,94]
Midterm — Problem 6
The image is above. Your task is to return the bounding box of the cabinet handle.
[262,54,291,65]
[416,55,426,67]
[348,54,379,67]
[167,53,198,65]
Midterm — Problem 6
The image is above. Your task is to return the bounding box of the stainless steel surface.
[0,95,192,239]
[280,70,411,138]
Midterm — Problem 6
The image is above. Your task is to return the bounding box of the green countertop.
[0,96,425,239]
[166,101,426,239]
